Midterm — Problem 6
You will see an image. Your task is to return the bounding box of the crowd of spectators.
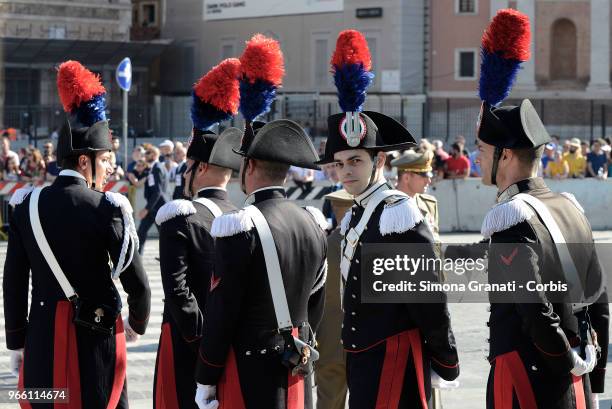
[0,135,58,183]
[125,139,187,192]
[541,136,612,180]
[295,133,612,190]
[0,132,191,191]
[389,134,612,182]
[3,129,612,187]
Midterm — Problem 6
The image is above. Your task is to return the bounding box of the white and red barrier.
[0,181,129,195]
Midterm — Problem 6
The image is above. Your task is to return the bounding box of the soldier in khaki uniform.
[392,149,440,242]
[315,189,352,409]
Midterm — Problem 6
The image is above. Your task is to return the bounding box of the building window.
[365,36,378,84]
[49,26,66,39]
[550,18,577,81]
[140,2,159,27]
[313,35,330,89]
[182,43,195,89]
[456,0,478,14]
[455,49,477,80]
[220,40,236,60]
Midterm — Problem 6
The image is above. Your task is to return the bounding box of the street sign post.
[116,57,132,172]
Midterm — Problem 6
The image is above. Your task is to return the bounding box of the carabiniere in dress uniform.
[153,58,243,409]
[3,60,151,409]
[314,30,460,409]
[476,9,608,409]
[193,34,328,409]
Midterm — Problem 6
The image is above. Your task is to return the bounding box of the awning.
[1,37,172,67]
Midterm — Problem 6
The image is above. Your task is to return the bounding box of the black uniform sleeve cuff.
[128,312,149,335]
[195,351,225,385]
[431,356,460,381]
[533,343,575,374]
[589,367,606,393]
[6,326,26,350]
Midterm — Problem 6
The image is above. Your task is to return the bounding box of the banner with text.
[204,0,344,20]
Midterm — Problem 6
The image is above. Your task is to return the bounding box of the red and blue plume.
[191,58,242,131]
[479,9,531,107]
[238,34,285,122]
[331,30,374,113]
[57,60,107,126]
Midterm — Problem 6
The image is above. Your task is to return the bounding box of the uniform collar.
[59,169,86,181]
[496,177,547,203]
[197,187,227,200]
[57,169,88,187]
[244,186,286,205]
[354,178,391,208]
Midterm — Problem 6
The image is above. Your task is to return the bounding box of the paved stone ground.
[0,233,610,409]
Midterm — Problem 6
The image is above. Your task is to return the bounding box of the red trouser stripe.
[375,329,427,409]
[155,323,180,409]
[17,351,32,409]
[218,347,246,409]
[106,316,127,409]
[53,301,82,409]
[572,375,587,409]
[493,351,537,409]
[287,328,305,409]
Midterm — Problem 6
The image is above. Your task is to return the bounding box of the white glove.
[10,348,23,377]
[570,345,597,377]
[591,393,599,409]
[123,317,140,343]
[195,384,219,409]
[431,369,459,389]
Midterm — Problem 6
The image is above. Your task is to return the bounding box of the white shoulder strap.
[340,189,407,280]
[513,193,586,309]
[244,205,293,330]
[193,197,223,218]
[29,187,76,300]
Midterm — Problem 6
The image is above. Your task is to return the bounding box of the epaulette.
[560,192,585,214]
[481,198,535,239]
[104,192,138,279]
[339,208,352,236]
[105,191,134,213]
[418,193,438,204]
[9,185,34,208]
[211,209,254,238]
[379,195,424,236]
[155,200,197,225]
[311,260,328,295]
[304,206,331,231]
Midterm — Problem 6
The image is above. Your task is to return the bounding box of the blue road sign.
[116,57,132,92]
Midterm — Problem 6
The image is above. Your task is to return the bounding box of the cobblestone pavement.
[0,233,610,408]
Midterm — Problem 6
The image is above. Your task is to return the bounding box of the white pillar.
[514,0,537,91]
[586,0,611,92]
[490,0,507,18]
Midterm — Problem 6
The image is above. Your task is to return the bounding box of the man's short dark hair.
[512,145,545,167]
[60,155,80,170]
[256,159,290,182]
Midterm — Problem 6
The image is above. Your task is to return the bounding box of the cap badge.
[340,112,366,147]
